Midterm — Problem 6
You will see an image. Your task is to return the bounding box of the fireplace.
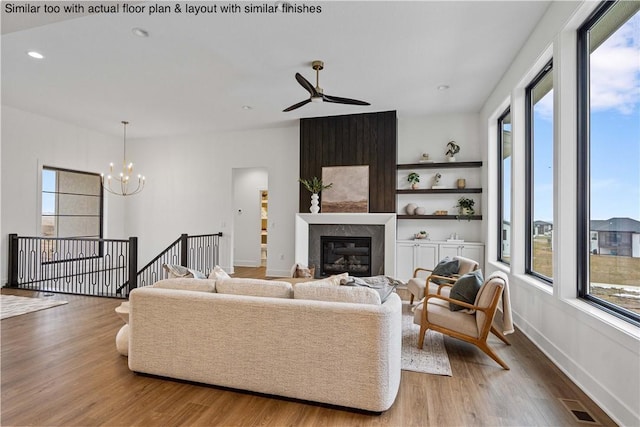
[321,236,372,277]
[294,213,396,278]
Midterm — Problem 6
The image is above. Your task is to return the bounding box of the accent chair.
[407,256,479,305]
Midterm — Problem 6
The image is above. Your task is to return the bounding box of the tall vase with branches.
[299,177,333,213]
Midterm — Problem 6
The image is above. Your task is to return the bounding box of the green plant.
[299,177,332,193]
[407,172,420,184]
[455,197,475,220]
[446,140,460,157]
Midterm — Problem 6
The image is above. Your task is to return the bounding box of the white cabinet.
[396,241,439,282]
[396,240,485,283]
[439,243,485,270]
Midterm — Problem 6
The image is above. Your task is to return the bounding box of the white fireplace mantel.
[295,213,396,277]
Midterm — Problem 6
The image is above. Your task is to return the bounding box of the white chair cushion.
[413,299,479,338]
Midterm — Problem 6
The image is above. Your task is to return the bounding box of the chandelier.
[101,121,145,196]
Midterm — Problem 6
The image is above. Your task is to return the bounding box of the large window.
[578,1,640,323]
[525,60,554,283]
[42,167,103,239]
[498,107,512,264]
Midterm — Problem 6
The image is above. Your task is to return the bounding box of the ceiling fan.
[283,60,370,112]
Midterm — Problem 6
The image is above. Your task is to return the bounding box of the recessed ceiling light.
[27,51,44,59]
[241,105,253,110]
[132,28,149,38]
[437,85,450,91]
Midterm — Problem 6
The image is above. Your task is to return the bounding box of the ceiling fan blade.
[295,73,318,97]
[283,98,312,112]
[323,94,370,106]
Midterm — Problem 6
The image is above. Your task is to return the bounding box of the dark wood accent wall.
[299,110,397,213]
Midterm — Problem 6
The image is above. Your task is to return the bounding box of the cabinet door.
[439,244,460,260]
[396,242,417,283]
[415,243,439,271]
[459,244,485,270]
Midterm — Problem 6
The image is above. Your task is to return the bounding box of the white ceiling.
[1,1,550,139]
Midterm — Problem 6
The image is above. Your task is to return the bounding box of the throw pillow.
[431,257,460,284]
[153,278,216,293]
[208,265,231,280]
[163,263,207,279]
[292,264,315,278]
[294,281,381,305]
[340,275,400,303]
[216,278,293,299]
[449,270,484,311]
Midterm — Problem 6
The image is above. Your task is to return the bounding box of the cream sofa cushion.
[294,281,381,305]
[153,278,216,293]
[216,278,293,299]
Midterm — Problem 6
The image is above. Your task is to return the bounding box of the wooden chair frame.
[418,279,511,370]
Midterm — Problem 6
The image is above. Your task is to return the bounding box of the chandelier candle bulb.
[101,121,146,196]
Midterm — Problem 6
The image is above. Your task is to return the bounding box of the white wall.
[232,168,267,267]
[0,106,127,285]
[124,125,299,277]
[480,2,640,425]
[397,114,483,245]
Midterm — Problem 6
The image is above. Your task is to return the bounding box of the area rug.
[402,302,453,376]
[1,295,68,320]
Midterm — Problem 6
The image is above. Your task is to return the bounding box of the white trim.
[295,213,396,277]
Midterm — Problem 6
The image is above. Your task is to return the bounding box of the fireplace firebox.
[320,236,371,277]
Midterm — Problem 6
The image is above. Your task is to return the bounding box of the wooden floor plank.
[1,276,617,426]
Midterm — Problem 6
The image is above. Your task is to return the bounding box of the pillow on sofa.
[431,257,460,284]
[153,278,216,293]
[208,265,231,280]
[162,263,207,279]
[291,263,315,278]
[294,281,381,305]
[216,278,293,299]
[449,270,484,311]
[340,275,399,303]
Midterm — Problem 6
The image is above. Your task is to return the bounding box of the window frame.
[576,0,640,325]
[497,106,511,265]
[41,166,104,264]
[525,59,554,284]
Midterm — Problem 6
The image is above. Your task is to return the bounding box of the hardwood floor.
[1,271,616,426]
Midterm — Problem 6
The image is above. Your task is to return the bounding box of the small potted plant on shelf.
[299,177,332,214]
[414,230,429,239]
[446,140,460,162]
[407,172,420,189]
[455,196,475,220]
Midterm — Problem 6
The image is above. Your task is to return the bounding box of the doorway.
[232,168,268,269]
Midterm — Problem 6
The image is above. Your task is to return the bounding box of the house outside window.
[578,0,640,322]
[525,60,554,283]
[498,107,512,264]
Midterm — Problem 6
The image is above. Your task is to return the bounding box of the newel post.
[180,234,188,267]
[7,234,19,286]
[128,236,138,294]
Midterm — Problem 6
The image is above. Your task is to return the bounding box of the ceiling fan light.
[311,96,323,103]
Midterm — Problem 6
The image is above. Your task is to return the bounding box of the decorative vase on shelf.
[448,156,456,162]
[310,193,320,214]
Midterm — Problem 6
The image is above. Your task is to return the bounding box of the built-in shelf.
[397,215,483,220]
[396,188,482,194]
[397,161,482,169]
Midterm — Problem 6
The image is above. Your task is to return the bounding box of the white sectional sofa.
[127,277,402,412]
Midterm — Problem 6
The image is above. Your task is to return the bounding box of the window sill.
[563,298,640,348]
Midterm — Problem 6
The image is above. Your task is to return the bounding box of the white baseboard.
[512,311,635,426]
[234,260,261,267]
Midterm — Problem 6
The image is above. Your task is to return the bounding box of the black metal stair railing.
[128,232,223,291]
[7,232,222,298]
[6,234,137,297]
